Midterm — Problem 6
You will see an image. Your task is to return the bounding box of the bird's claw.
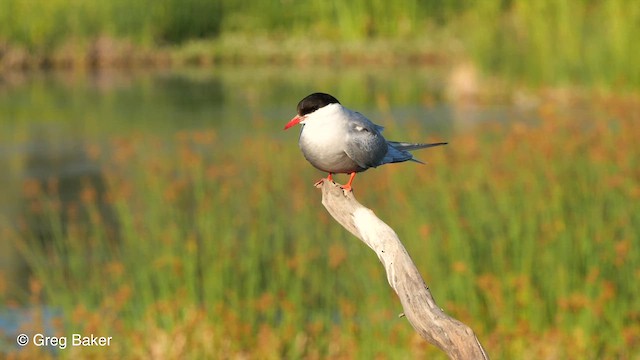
[340,185,353,195]
[314,177,334,188]
[313,178,352,195]
[314,174,336,188]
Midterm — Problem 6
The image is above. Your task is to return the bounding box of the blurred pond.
[0,64,539,137]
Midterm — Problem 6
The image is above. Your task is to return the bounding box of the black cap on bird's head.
[297,93,340,116]
[284,92,340,130]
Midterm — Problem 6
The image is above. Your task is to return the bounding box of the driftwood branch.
[317,180,489,360]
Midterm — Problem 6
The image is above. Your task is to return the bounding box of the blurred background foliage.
[0,0,638,88]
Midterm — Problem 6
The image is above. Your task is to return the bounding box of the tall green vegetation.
[461,0,640,88]
[0,0,221,49]
[1,0,638,87]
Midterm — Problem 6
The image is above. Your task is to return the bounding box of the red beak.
[284,115,302,130]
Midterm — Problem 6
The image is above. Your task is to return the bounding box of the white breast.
[298,104,362,173]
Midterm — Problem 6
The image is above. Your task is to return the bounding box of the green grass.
[3,92,639,358]
[459,0,640,88]
[1,0,639,88]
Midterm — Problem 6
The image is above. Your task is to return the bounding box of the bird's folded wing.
[386,141,447,151]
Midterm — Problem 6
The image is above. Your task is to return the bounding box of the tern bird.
[284,92,447,192]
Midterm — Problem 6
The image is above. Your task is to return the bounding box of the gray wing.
[387,141,447,151]
[353,111,384,132]
[343,111,388,169]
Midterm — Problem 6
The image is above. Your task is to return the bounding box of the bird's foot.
[312,177,352,195]
[339,184,353,196]
[314,173,335,188]
[340,172,356,195]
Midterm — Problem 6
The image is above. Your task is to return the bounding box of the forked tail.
[382,141,447,165]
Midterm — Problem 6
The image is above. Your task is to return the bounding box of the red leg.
[341,172,357,192]
[327,173,333,182]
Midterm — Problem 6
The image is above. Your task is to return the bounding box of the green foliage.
[1,0,638,87]
[0,0,222,49]
[460,0,640,87]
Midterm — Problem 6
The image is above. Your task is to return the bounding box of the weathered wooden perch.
[317,180,489,360]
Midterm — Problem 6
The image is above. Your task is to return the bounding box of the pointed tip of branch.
[316,178,356,198]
